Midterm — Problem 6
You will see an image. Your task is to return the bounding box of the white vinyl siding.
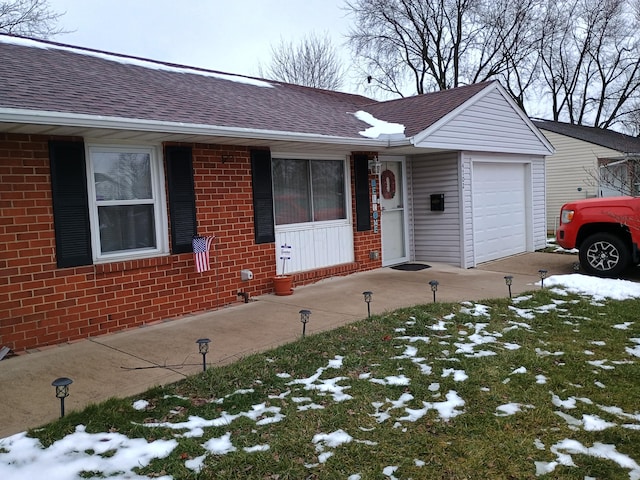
[414,88,551,155]
[531,155,547,251]
[540,130,620,232]
[274,224,354,274]
[410,152,463,266]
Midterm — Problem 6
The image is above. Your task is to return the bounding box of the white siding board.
[410,152,462,266]
[461,157,474,268]
[532,156,547,250]
[416,89,550,155]
[275,223,353,274]
[540,130,620,232]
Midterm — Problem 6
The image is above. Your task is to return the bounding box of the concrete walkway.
[0,252,577,438]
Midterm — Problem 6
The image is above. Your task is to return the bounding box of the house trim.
[0,107,391,148]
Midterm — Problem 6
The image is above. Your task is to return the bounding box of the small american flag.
[192,235,214,273]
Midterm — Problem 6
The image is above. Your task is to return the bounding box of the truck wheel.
[579,233,630,277]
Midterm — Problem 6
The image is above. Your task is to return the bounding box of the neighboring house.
[533,120,640,232]
[0,35,553,352]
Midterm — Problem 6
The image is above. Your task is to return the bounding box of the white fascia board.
[412,82,555,155]
[0,108,386,148]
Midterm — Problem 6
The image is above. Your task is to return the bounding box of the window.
[272,158,346,225]
[87,145,166,260]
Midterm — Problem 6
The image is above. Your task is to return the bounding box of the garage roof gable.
[411,82,554,156]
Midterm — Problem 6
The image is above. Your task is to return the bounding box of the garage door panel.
[473,163,526,263]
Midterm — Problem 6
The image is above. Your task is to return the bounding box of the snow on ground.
[1,273,639,479]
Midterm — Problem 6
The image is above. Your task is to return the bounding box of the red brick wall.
[0,134,381,352]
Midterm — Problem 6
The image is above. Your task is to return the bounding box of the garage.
[472,162,528,263]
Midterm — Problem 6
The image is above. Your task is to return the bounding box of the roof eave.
[0,108,387,148]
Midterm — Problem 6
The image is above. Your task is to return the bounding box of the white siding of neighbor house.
[409,151,463,266]
[540,130,620,233]
[414,88,552,156]
[460,152,547,268]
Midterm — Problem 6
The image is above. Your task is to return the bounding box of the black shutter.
[49,141,93,268]
[166,146,197,254]
[354,154,371,231]
[250,149,275,244]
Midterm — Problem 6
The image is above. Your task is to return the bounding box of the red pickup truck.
[556,196,640,277]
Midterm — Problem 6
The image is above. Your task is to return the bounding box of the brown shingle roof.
[533,120,640,154]
[365,82,495,137]
[0,35,490,141]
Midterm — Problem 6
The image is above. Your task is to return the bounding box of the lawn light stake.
[429,280,439,303]
[538,269,548,288]
[504,275,513,298]
[52,377,73,418]
[363,291,373,318]
[299,309,311,337]
[196,338,211,372]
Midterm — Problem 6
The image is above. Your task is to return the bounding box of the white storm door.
[380,157,408,266]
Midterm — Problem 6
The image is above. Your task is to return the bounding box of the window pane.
[272,159,311,224]
[311,160,346,221]
[98,205,156,253]
[94,152,152,201]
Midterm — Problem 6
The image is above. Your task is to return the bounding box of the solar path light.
[196,338,211,372]
[299,309,311,337]
[504,275,513,298]
[52,377,73,418]
[363,291,373,318]
[428,280,439,303]
[538,269,548,288]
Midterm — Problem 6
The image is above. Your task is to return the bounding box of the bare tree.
[345,0,542,98]
[259,32,346,90]
[536,0,640,130]
[0,0,65,38]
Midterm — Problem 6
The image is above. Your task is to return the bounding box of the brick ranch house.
[0,35,554,352]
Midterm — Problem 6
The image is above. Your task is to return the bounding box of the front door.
[379,157,408,266]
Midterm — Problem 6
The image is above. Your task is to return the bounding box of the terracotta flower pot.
[273,275,293,296]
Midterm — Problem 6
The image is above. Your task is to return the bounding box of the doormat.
[390,263,431,271]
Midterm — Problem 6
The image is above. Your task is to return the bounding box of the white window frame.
[271,153,352,230]
[85,143,168,262]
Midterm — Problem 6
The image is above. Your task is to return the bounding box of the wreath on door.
[381,169,396,200]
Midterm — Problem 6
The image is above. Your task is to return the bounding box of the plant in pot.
[273,244,293,296]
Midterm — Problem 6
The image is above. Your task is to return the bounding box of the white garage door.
[473,162,527,263]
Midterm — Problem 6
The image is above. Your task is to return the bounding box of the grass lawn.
[2,285,639,479]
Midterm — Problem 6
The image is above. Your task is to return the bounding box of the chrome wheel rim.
[586,241,620,271]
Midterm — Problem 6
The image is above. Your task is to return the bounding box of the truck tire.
[579,233,630,277]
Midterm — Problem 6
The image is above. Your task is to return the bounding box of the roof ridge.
[0,33,376,104]
[0,33,274,84]
[365,80,496,108]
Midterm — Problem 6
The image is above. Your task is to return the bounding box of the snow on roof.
[354,110,406,140]
[0,34,274,88]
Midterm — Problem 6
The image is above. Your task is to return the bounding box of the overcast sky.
[47,0,359,90]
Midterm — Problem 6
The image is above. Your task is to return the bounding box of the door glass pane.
[94,152,152,201]
[272,159,311,224]
[311,160,345,221]
[98,205,156,253]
